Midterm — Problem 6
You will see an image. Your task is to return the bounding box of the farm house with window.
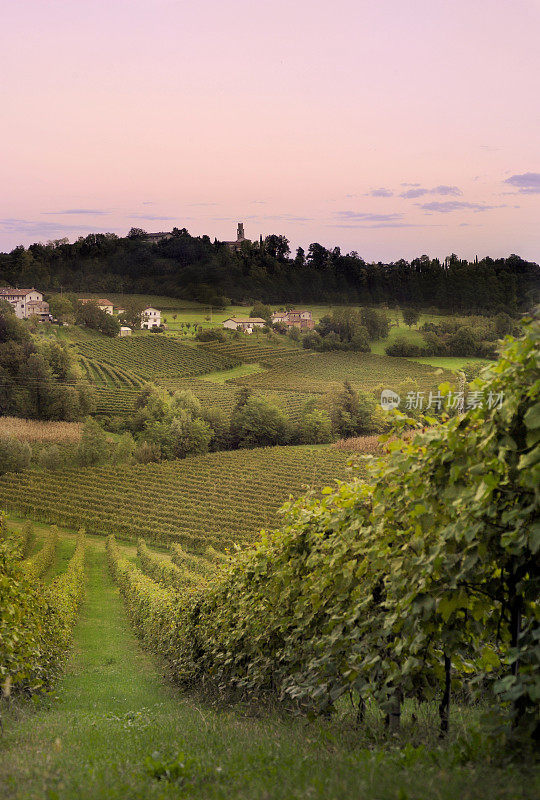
[141,307,161,329]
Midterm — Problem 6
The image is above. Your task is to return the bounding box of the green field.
[230,350,452,394]
[0,446,354,548]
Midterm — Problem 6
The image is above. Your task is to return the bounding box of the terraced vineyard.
[231,351,452,394]
[91,385,140,413]
[78,356,145,388]
[0,447,354,548]
[197,340,303,365]
[72,336,237,384]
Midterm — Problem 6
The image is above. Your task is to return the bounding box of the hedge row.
[23,525,58,579]
[0,514,32,559]
[107,536,180,655]
[137,538,202,592]
[0,530,86,696]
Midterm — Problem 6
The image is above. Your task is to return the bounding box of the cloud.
[431,185,462,196]
[419,201,503,213]
[400,188,429,199]
[336,211,403,223]
[42,209,110,215]
[401,182,421,187]
[330,222,423,229]
[0,218,104,236]
[504,172,540,194]
[187,202,219,207]
[141,201,155,205]
[400,185,462,199]
[246,213,311,222]
[365,187,394,197]
[128,213,177,221]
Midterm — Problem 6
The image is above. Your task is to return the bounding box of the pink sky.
[1,0,539,262]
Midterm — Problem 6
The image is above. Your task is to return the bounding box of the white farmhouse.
[0,287,49,320]
[222,317,266,333]
[141,307,161,329]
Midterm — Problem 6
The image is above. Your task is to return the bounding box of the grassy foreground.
[0,536,537,799]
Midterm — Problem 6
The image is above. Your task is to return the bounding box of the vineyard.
[89,385,141,413]
[141,377,324,419]
[72,336,238,384]
[197,339,303,365]
[78,355,145,388]
[0,446,354,547]
[105,321,539,745]
[230,351,451,394]
[75,335,453,418]
[0,521,86,697]
[0,321,538,798]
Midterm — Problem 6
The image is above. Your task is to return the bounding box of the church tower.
[237,222,245,241]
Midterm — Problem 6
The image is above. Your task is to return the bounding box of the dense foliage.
[1,230,538,312]
[75,300,120,337]
[386,313,521,359]
[306,307,389,352]
[0,526,86,697]
[0,309,95,420]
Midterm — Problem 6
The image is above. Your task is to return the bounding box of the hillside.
[1,229,539,311]
[0,446,353,547]
[53,326,453,417]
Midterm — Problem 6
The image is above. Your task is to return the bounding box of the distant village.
[0,285,313,338]
[0,287,161,335]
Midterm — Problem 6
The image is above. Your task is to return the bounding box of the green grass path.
[1,542,537,799]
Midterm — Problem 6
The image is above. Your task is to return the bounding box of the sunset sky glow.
[1,0,539,261]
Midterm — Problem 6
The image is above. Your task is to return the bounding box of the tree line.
[1,228,538,313]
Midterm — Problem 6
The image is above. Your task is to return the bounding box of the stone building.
[0,287,49,320]
[225,223,251,251]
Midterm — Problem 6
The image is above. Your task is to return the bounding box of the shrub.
[0,435,31,475]
[201,407,233,451]
[111,432,136,463]
[385,336,423,357]
[133,441,162,463]
[403,308,420,328]
[302,331,322,350]
[230,396,289,448]
[76,418,110,466]
[288,327,301,342]
[195,327,226,342]
[295,407,333,444]
[316,309,376,348]
[38,444,65,471]
[250,302,272,320]
[360,307,390,340]
[169,412,212,458]
[172,390,203,418]
[330,381,375,436]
